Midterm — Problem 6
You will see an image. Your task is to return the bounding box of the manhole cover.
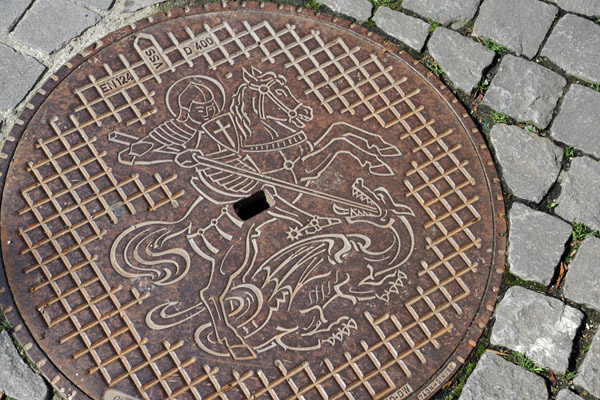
[0,3,506,400]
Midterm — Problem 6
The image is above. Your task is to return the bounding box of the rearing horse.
[110,66,414,360]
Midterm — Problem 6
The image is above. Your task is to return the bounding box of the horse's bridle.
[248,79,304,124]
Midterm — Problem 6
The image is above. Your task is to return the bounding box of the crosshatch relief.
[0,5,505,400]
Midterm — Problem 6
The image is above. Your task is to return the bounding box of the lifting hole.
[233,190,273,221]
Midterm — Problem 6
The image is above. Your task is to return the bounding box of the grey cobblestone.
[428,27,495,94]
[550,0,600,17]
[483,55,566,129]
[563,237,600,310]
[317,0,372,21]
[508,203,571,285]
[473,0,558,58]
[557,390,585,400]
[489,124,563,202]
[12,0,101,53]
[458,352,548,400]
[0,330,49,400]
[123,0,161,12]
[490,286,583,372]
[78,0,115,10]
[541,14,600,83]
[0,43,46,110]
[401,0,480,29]
[373,7,430,52]
[0,0,32,32]
[551,84,600,157]
[555,156,600,231]
[574,328,600,398]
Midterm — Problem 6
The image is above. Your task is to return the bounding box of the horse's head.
[241,66,313,129]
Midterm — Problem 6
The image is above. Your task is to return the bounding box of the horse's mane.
[229,69,284,141]
[230,84,251,141]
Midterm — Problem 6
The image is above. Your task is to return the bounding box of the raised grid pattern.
[17,111,184,390]
[15,18,484,399]
[74,21,301,126]
[75,54,157,127]
[137,311,449,400]
[400,92,481,334]
[281,34,420,127]
[74,20,419,130]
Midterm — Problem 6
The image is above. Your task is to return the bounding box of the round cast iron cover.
[0,3,506,400]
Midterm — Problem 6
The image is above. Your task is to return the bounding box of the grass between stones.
[0,312,42,380]
[369,0,402,12]
[0,316,11,332]
[428,18,440,32]
[477,38,507,54]
[566,221,600,263]
[439,341,487,400]
[435,55,600,397]
[564,145,575,158]
[423,58,445,76]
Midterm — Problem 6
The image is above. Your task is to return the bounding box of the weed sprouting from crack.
[479,38,507,54]
[521,123,538,133]
[566,221,600,263]
[424,59,445,76]
[560,370,577,381]
[490,111,508,124]
[564,146,575,158]
[428,18,440,32]
[369,0,402,10]
[572,221,599,242]
[506,351,545,373]
[303,0,323,11]
[474,78,489,95]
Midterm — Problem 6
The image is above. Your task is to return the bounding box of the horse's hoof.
[195,323,231,357]
[369,163,393,176]
[226,342,257,360]
[378,145,402,157]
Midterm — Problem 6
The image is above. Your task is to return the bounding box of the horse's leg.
[300,136,395,181]
[300,122,402,181]
[313,122,401,157]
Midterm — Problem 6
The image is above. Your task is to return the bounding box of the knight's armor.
[121,118,202,163]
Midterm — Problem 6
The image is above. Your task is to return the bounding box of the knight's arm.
[173,149,206,168]
[109,131,185,165]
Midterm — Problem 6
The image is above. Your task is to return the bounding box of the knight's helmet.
[177,79,219,122]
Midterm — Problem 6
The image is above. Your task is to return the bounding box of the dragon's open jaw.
[333,178,383,220]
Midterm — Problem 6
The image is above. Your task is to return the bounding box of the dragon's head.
[333,178,414,226]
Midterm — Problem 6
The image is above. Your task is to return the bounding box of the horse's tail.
[110,218,194,286]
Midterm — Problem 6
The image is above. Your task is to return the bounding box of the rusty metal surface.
[0,3,506,400]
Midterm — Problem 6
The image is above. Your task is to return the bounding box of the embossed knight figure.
[109,66,415,361]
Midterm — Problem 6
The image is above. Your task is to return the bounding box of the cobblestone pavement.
[0,0,600,399]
